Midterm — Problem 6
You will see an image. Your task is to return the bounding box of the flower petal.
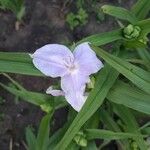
[46,86,65,96]
[73,42,103,76]
[32,44,74,77]
[61,72,89,111]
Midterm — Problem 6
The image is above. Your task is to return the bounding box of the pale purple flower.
[31,42,103,111]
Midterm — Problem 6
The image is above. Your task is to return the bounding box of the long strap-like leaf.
[107,80,150,115]
[131,0,150,20]
[92,46,150,94]
[54,65,119,150]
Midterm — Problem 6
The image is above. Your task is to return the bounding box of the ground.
[0,0,136,149]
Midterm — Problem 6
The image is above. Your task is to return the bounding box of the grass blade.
[2,73,26,91]
[137,48,150,63]
[100,109,129,150]
[92,46,150,94]
[0,52,43,76]
[0,82,66,110]
[102,5,137,24]
[113,105,148,150]
[48,126,68,149]
[86,129,144,140]
[54,65,119,150]
[0,60,43,76]
[25,127,36,150]
[0,52,31,63]
[36,113,53,150]
[137,19,150,37]
[107,81,150,114]
[0,82,47,105]
[77,29,123,46]
[82,141,97,150]
[131,0,150,20]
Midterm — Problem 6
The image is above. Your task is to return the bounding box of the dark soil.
[0,0,136,150]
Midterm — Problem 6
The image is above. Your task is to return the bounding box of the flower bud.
[87,76,95,89]
[40,103,52,113]
[123,24,141,39]
[73,131,87,147]
[130,140,139,150]
[124,24,134,35]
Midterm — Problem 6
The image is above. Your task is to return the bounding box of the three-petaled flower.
[31,42,103,111]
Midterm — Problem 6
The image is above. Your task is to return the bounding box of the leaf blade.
[77,29,123,46]
[36,113,53,150]
[113,105,148,150]
[25,127,36,150]
[102,5,138,24]
[92,46,150,94]
[86,129,144,140]
[54,65,119,150]
[131,0,150,20]
[107,81,150,114]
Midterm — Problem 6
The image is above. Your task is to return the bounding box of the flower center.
[63,56,78,74]
[68,64,78,74]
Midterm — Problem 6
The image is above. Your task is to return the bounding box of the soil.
[0,0,136,150]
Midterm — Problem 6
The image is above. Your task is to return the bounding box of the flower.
[31,42,103,111]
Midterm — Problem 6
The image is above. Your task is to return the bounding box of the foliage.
[66,8,88,30]
[0,0,25,21]
[0,0,150,149]
[0,96,5,105]
[25,113,53,150]
[66,0,105,30]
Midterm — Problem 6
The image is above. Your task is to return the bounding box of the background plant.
[0,0,25,21]
[0,0,25,30]
[0,0,150,149]
[66,0,105,30]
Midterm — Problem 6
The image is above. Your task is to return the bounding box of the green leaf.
[0,82,66,110]
[107,80,150,114]
[100,109,129,150]
[137,19,150,36]
[142,127,150,135]
[101,5,138,24]
[126,59,149,67]
[131,0,150,20]
[0,52,43,76]
[0,0,25,20]
[86,129,144,140]
[140,122,150,130]
[123,39,147,49]
[16,5,25,21]
[36,113,53,150]
[0,82,47,105]
[100,109,121,132]
[66,142,79,150]
[137,48,150,63]
[48,111,77,149]
[54,65,119,150]
[92,46,150,94]
[82,141,97,150]
[25,127,36,150]
[113,105,148,150]
[0,60,43,76]
[48,126,68,149]
[77,29,123,46]
[0,52,31,63]
[2,73,25,91]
